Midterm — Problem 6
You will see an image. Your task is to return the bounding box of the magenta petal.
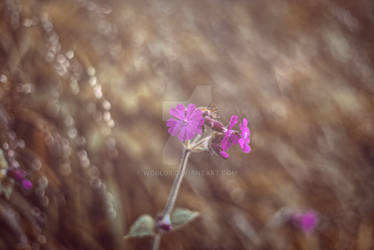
[186,128,195,140]
[230,134,239,144]
[221,135,230,151]
[166,118,179,127]
[228,115,238,130]
[242,144,251,153]
[190,108,202,120]
[178,126,188,141]
[186,104,196,118]
[220,151,229,159]
[242,118,248,128]
[170,104,186,119]
[168,122,182,136]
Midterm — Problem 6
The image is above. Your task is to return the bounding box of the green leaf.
[171,208,199,230]
[124,214,155,239]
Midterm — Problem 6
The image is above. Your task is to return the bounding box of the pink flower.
[238,118,251,153]
[220,115,240,159]
[292,211,318,233]
[22,179,32,190]
[167,104,204,141]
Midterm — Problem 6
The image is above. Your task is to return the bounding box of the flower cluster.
[291,211,318,233]
[7,168,33,190]
[166,104,251,159]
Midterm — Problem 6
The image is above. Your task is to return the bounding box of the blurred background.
[0,0,374,249]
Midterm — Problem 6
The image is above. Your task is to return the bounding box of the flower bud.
[157,214,173,231]
[208,134,228,160]
[204,116,225,133]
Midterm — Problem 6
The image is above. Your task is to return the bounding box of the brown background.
[0,0,374,249]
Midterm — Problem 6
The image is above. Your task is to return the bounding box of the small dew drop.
[103,111,111,122]
[38,176,48,189]
[64,116,74,127]
[102,100,111,110]
[89,76,97,86]
[9,131,16,140]
[102,5,112,14]
[23,18,33,27]
[66,50,74,59]
[87,66,96,76]
[11,160,20,168]
[75,136,86,146]
[32,158,42,171]
[37,235,47,244]
[67,128,77,139]
[0,74,8,83]
[31,207,41,217]
[17,83,34,94]
[90,176,102,189]
[94,85,103,99]
[17,140,25,149]
[78,150,90,168]
[80,157,90,168]
[108,207,117,219]
[41,196,49,207]
[35,187,45,197]
[106,137,116,149]
[46,51,55,62]
[108,119,115,127]
[70,79,80,95]
[8,150,15,158]
[56,54,66,64]
[88,165,99,177]
[42,21,53,32]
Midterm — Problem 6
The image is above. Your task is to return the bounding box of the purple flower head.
[292,211,318,233]
[167,104,204,142]
[220,115,240,159]
[22,179,33,190]
[204,116,225,133]
[238,118,251,154]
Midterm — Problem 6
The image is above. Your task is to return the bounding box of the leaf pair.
[124,208,199,239]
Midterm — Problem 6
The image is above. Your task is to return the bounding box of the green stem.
[152,148,191,250]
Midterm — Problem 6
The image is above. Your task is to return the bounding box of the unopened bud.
[208,134,228,160]
[204,117,225,133]
[157,214,173,231]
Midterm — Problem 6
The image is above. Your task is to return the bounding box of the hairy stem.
[152,234,161,250]
[162,148,191,216]
[152,148,191,250]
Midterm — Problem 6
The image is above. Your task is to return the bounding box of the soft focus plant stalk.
[152,148,191,250]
